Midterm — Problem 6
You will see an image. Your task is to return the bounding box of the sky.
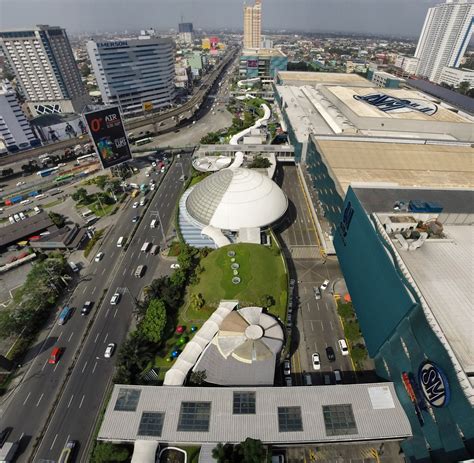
[0,0,441,38]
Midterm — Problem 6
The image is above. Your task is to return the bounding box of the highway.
[2,156,191,462]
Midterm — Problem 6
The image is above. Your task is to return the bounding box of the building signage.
[353,93,438,116]
[143,101,153,112]
[97,41,128,49]
[247,59,258,68]
[418,361,450,408]
[84,106,132,170]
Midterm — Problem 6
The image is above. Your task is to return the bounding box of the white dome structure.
[185,167,288,231]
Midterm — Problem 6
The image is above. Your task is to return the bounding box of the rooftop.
[276,71,371,86]
[312,138,474,196]
[242,48,286,57]
[98,383,412,444]
[0,212,54,249]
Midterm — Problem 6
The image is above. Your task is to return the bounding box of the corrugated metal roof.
[98,384,412,444]
[0,212,54,248]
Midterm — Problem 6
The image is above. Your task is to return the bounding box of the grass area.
[189,172,209,187]
[186,243,287,322]
[84,228,105,258]
[89,202,115,217]
[167,241,181,257]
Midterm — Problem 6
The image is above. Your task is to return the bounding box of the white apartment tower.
[243,0,262,49]
[87,38,175,117]
[0,25,90,116]
[414,0,474,83]
[0,80,39,152]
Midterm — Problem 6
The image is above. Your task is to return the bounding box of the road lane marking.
[50,434,58,451]
[104,333,108,344]
[330,321,334,331]
[79,395,85,409]
[62,435,70,451]
[41,359,48,371]
[67,331,74,342]
[130,251,136,259]
[94,332,100,343]
[110,251,115,258]
[57,332,62,341]
[316,302,320,311]
[54,362,60,372]
[36,393,44,407]
[307,303,311,312]
[310,321,314,332]
[101,268,106,275]
[82,286,87,294]
[114,308,118,318]
[122,268,127,276]
[92,361,98,373]
[104,308,110,318]
[92,286,97,294]
[67,394,74,408]
[23,391,31,406]
[82,361,88,373]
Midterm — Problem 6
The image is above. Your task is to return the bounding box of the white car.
[104,343,116,358]
[312,353,321,370]
[170,263,180,269]
[320,279,330,291]
[95,251,104,262]
[16,181,26,186]
[283,360,291,376]
[110,292,121,305]
[338,338,349,356]
[132,201,139,208]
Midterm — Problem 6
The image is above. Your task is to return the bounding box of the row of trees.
[212,438,270,463]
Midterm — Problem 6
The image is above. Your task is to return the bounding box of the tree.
[80,63,91,78]
[190,292,205,311]
[48,211,66,228]
[344,320,361,343]
[91,442,129,463]
[351,345,368,365]
[71,187,89,204]
[249,156,271,169]
[139,299,167,343]
[257,294,274,309]
[95,175,109,190]
[189,369,207,386]
[458,81,470,95]
[337,302,353,320]
[239,438,269,463]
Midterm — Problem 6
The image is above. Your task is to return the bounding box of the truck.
[0,441,19,462]
[58,306,72,325]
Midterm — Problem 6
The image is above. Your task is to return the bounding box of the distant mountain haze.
[0,0,441,37]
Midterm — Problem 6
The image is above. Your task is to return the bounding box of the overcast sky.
[0,0,440,38]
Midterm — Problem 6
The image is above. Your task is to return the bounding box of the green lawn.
[187,243,287,322]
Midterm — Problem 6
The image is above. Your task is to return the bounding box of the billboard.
[84,107,132,169]
[143,101,153,112]
[247,59,258,68]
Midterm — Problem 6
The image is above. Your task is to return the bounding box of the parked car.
[110,293,120,305]
[81,301,93,315]
[326,346,336,362]
[104,343,116,358]
[284,360,291,376]
[170,263,180,269]
[285,376,292,387]
[313,286,321,300]
[320,279,330,291]
[94,251,104,262]
[338,338,349,356]
[312,353,321,370]
[334,369,343,384]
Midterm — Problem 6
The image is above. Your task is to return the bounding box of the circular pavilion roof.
[185,167,288,231]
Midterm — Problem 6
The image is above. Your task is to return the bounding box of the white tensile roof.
[185,167,288,231]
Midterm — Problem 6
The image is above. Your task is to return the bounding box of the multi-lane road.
[1,156,191,462]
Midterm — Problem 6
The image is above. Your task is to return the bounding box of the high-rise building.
[0,25,90,116]
[178,23,194,44]
[87,37,175,117]
[243,0,262,49]
[414,0,474,83]
[0,80,40,152]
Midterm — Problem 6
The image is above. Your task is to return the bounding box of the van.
[117,236,125,247]
[150,219,157,229]
[141,242,151,253]
[334,369,342,384]
[338,338,349,356]
[304,373,312,386]
[150,244,160,255]
[135,265,146,278]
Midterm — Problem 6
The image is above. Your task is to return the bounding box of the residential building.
[395,55,419,75]
[202,38,211,50]
[0,25,90,116]
[0,80,40,152]
[243,0,262,49]
[87,37,175,117]
[239,48,287,80]
[367,69,405,88]
[439,66,474,87]
[414,0,474,83]
[178,22,194,44]
[186,51,204,77]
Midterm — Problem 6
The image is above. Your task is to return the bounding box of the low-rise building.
[367,69,405,88]
[239,48,288,80]
[438,66,474,88]
[395,55,419,75]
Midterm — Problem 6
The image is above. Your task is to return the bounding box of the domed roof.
[215,307,284,364]
[185,168,288,230]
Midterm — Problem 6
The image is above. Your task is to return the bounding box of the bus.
[76,154,96,164]
[54,173,74,183]
[135,137,152,146]
[37,167,59,177]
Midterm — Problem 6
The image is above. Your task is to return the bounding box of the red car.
[48,347,63,364]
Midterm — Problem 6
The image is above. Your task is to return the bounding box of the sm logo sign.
[337,201,354,246]
[418,361,450,408]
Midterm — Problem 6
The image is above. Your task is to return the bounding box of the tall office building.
[87,38,175,117]
[243,0,262,49]
[414,0,474,83]
[178,23,194,44]
[0,25,90,116]
[0,80,40,152]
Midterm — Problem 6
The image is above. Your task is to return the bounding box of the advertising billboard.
[84,107,132,170]
[247,59,258,68]
[143,101,153,112]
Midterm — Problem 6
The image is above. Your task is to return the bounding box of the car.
[110,292,121,305]
[289,279,295,286]
[320,279,330,291]
[0,427,12,448]
[150,184,155,191]
[170,263,180,269]
[285,376,292,387]
[313,286,321,300]
[304,373,312,386]
[334,369,342,384]
[48,346,63,364]
[312,353,321,370]
[283,360,291,376]
[104,343,116,358]
[132,201,139,208]
[338,338,349,356]
[81,301,93,315]
[16,181,26,186]
[139,198,146,206]
[326,346,336,362]
[132,215,140,223]
[94,251,104,262]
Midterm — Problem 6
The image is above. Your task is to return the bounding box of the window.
[177,401,211,432]
[233,392,256,414]
[137,412,165,437]
[114,388,141,411]
[322,404,358,436]
[278,406,303,432]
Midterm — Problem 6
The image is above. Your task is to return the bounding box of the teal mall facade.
[333,187,474,462]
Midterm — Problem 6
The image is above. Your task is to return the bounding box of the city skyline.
[0,0,449,38]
